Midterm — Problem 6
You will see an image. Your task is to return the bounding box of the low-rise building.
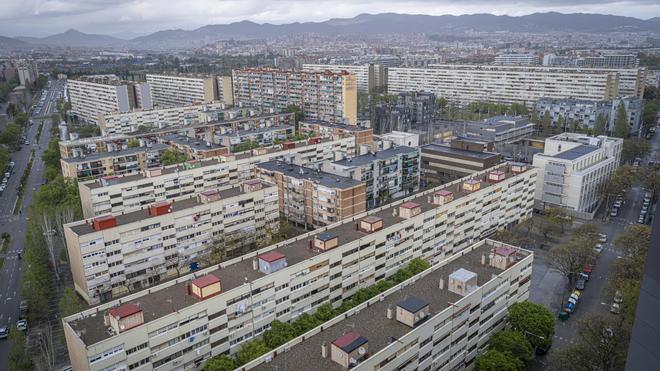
[60,144,169,180]
[256,160,367,229]
[299,120,373,154]
[421,142,502,184]
[62,163,536,371]
[159,135,229,159]
[533,133,623,215]
[64,179,279,304]
[322,146,421,208]
[378,131,420,148]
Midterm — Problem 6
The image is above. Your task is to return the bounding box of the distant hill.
[0,35,30,49]
[5,12,660,51]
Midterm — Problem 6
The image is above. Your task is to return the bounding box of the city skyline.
[2,1,660,37]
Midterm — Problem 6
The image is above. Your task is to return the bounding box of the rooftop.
[552,145,599,161]
[332,146,419,167]
[161,134,226,151]
[257,160,363,190]
[252,240,531,371]
[301,120,371,132]
[397,296,429,313]
[219,125,294,138]
[421,143,500,160]
[65,163,528,346]
[61,144,169,164]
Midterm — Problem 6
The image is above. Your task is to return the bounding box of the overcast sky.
[2,0,660,38]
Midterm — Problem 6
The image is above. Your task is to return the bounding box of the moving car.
[0,326,8,339]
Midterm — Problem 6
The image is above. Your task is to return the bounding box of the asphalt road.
[0,79,63,370]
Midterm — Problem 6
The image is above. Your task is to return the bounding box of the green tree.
[160,149,188,166]
[8,326,33,371]
[488,330,534,365]
[263,320,296,348]
[235,340,270,365]
[640,165,660,195]
[0,123,23,149]
[548,240,594,285]
[540,110,552,135]
[594,114,608,135]
[436,97,448,111]
[622,138,651,164]
[507,301,555,348]
[286,104,304,132]
[313,303,337,322]
[474,349,525,371]
[14,112,28,127]
[544,207,573,233]
[58,287,85,317]
[612,103,629,138]
[204,355,236,371]
[50,113,61,124]
[127,138,140,148]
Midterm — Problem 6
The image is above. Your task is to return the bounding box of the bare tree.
[40,213,59,281]
[34,323,56,371]
[548,241,594,285]
[53,206,75,262]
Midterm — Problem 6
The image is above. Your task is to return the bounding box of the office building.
[255,160,366,228]
[61,144,169,181]
[387,64,646,106]
[532,133,623,215]
[494,53,539,65]
[299,120,373,154]
[232,68,357,124]
[146,74,220,108]
[536,97,644,135]
[64,179,279,304]
[77,137,356,218]
[302,63,386,92]
[62,163,536,371]
[98,102,227,135]
[421,140,502,184]
[67,75,151,125]
[323,146,421,208]
[246,239,533,371]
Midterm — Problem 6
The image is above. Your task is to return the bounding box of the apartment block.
[62,163,536,371]
[216,75,234,106]
[232,68,357,124]
[299,120,373,154]
[494,53,539,65]
[302,63,386,92]
[533,133,623,215]
[61,143,169,180]
[78,137,356,218]
[387,64,646,106]
[421,141,502,184]
[67,75,151,125]
[255,161,367,228]
[379,131,420,148]
[146,74,219,108]
[98,102,227,135]
[246,239,533,371]
[322,146,421,208]
[65,179,279,304]
[216,125,295,151]
[159,135,229,160]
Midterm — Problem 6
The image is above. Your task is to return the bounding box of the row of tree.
[204,258,431,371]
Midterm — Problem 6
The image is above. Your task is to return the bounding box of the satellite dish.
[358,347,366,355]
[119,324,125,330]
[349,357,357,365]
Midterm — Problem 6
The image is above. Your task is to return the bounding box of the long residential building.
[533,133,622,215]
[78,137,357,218]
[247,239,533,371]
[65,179,279,304]
[232,68,358,124]
[146,74,221,108]
[302,63,386,92]
[62,162,537,371]
[67,75,152,125]
[98,102,227,135]
[387,64,646,106]
[61,143,169,180]
[256,161,367,229]
[322,146,421,209]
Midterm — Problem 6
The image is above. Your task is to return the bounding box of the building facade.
[256,160,367,228]
[302,63,386,92]
[387,64,645,106]
[232,68,357,124]
[299,120,373,154]
[64,179,279,304]
[61,144,169,180]
[146,74,219,108]
[322,146,421,209]
[532,133,623,214]
[62,163,537,371]
[78,137,356,218]
[421,142,502,184]
[494,53,539,65]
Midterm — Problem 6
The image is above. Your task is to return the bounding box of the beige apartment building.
[65,179,279,304]
[61,143,169,180]
[246,239,533,371]
[78,137,356,218]
[62,163,536,371]
[302,63,387,92]
[387,64,646,106]
[299,120,374,154]
[146,74,223,108]
[255,160,367,229]
[232,68,358,124]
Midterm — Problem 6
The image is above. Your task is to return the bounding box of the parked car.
[614,290,623,304]
[638,217,646,224]
[610,208,618,217]
[594,244,604,254]
[613,201,622,208]
[610,302,621,314]
[598,234,607,243]
[0,326,8,339]
[576,278,587,290]
[16,319,27,332]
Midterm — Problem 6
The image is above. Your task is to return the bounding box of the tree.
[615,224,651,258]
[14,112,28,126]
[234,340,270,365]
[436,97,448,111]
[507,301,555,348]
[572,223,601,243]
[544,207,573,233]
[534,215,559,240]
[488,330,534,366]
[8,326,33,371]
[263,320,296,348]
[313,302,337,322]
[160,149,188,166]
[127,138,140,148]
[594,114,608,135]
[0,123,23,149]
[50,113,61,124]
[639,165,660,196]
[286,104,304,132]
[556,114,566,133]
[622,138,651,163]
[540,110,552,135]
[59,287,85,317]
[612,103,629,138]
[548,240,594,285]
[204,355,236,371]
[474,350,525,371]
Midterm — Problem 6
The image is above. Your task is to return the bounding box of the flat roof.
[332,146,418,167]
[253,241,530,371]
[421,143,500,160]
[61,144,169,163]
[552,145,599,160]
[301,120,371,132]
[161,134,226,150]
[397,296,429,313]
[257,160,363,190]
[220,125,294,138]
[66,163,527,346]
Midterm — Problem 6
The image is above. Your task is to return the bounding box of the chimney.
[481,254,486,265]
[386,305,393,319]
[321,342,328,358]
[252,258,258,270]
[439,278,444,290]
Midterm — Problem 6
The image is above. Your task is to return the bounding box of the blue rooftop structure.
[397,296,429,313]
[552,145,599,160]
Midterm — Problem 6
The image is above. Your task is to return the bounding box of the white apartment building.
[302,63,385,92]
[494,53,539,65]
[65,179,279,304]
[62,163,536,371]
[99,102,227,135]
[67,75,150,125]
[78,137,357,218]
[533,133,623,214]
[387,64,646,107]
[378,131,420,148]
[146,74,219,108]
[245,239,533,371]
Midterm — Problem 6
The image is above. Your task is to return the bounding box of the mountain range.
[3,12,660,50]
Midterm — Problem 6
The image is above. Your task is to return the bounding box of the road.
[0,79,64,370]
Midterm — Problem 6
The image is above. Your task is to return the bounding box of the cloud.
[1,0,659,37]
